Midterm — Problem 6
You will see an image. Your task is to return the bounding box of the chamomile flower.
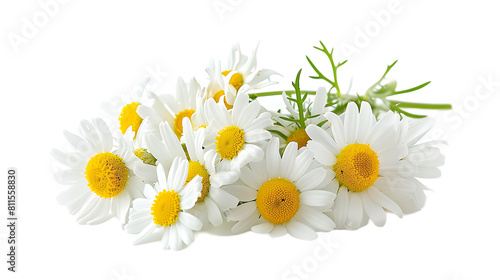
[137,77,208,139]
[226,137,336,240]
[204,91,273,171]
[125,159,203,250]
[101,77,152,138]
[206,43,279,108]
[142,117,240,227]
[271,87,329,149]
[306,101,409,229]
[52,118,146,225]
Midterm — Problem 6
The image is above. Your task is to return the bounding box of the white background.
[1,0,499,279]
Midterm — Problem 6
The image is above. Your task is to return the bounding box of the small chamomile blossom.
[306,101,409,229]
[226,137,336,240]
[271,87,329,149]
[140,117,240,228]
[204,91,273,172]
[125,159,203,250]
[101,77,153,138]
[52,118,146,225]
[206,43,279,108]
[137,77,208,140]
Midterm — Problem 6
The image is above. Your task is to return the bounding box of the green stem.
[390,100,452,110]
[248,90,315,99]
[293,70,307,128]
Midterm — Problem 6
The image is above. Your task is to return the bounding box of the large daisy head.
[204,91,273,171]
[306,101,409,229]
[125,158,203,250]
[52,118,146,225]
[225,137,336,240]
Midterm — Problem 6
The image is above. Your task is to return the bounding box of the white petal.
[246,112,273,132]
[286,221,317,240]
[252,222,275,234]
[306,124,339,154]
[299,205,335,231]
[295,167,327,192]
[356,101,375,143]
[290,149,314,182]
[360,191,387,227]
[180,176,202,210]
[226,201,256,221]
[133,223,156,245]
[182,117,199,162]
[343,102,359,145]
[223,185,258,201]
[231,210,260,233]
[168,157,188,192]
[279,141,298,179]
[300,190,335,207]
[239,166,260,190]
[270,224,287,238]
[307,141,336,166]
[311,87,327,115]
[210,187,239,209]
[143,184,157,200]
[324,112,345,148]
[367,187,403,218]
[132,198,151,210]
[238,99,261,130]
[346,192,363,230]
[178,212,203,231]
[244,129,271,143]
[176,222,194,245]
[205,197,223,226]
[332,186,349,228]
[169,224,182,250]
[266,137,280,178]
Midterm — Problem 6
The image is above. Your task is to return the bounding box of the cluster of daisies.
[52,42,447,250]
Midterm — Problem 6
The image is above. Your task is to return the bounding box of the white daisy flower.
[271,87,329,149]
[125,158,203,250]
[225,137,336,240]
[306,101,409,229]
[205,62,244,110]
[52,118,146,225]
[137,77,208,139]
[205,43,279,108]
[139,117,240,227]
[101,77,152,138]
[204,91,273,171]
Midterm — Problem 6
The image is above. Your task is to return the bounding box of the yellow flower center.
[212,90,233,110]
[333,144,380,192]
[215,126,245,160]
[286,128,311,149]
[221,70,244,91]
[256,178,300,225]
[134,148,157,166]
[85,152,129,198]
[173,109,196,137]
[151,189,181,227]
[185,161,210,203]
[118,102,143,137]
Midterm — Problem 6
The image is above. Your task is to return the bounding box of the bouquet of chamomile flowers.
[52,42,450,250]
